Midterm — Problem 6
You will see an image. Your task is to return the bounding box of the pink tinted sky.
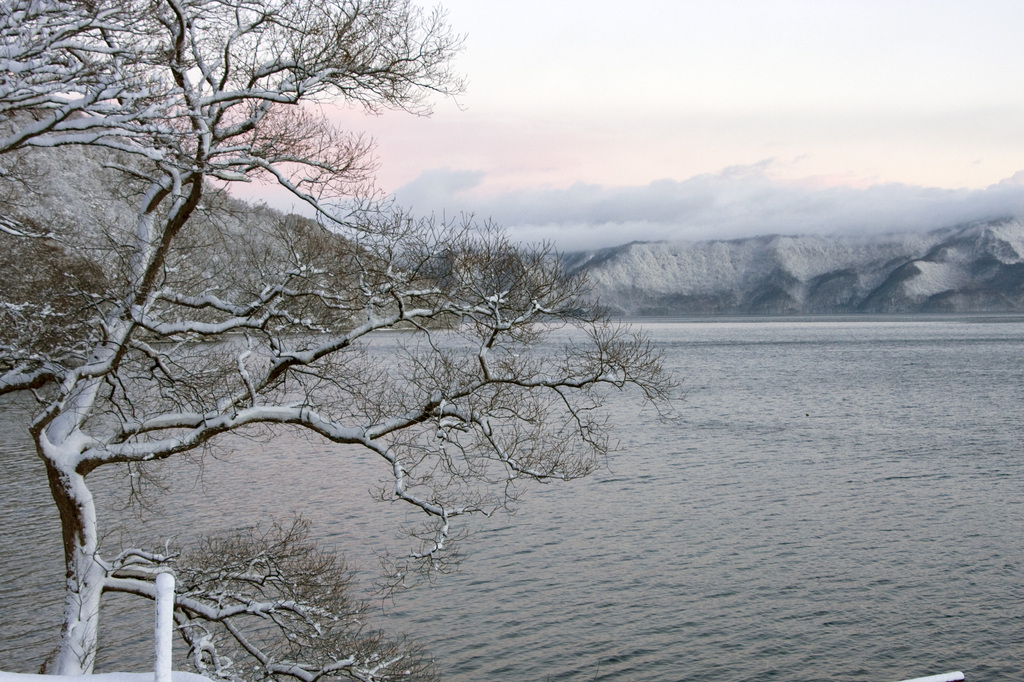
[286,0,1024,248]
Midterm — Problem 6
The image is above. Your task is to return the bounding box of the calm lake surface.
[2,316,1022,680]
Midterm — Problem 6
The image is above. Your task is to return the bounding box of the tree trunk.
[44,459,105,675]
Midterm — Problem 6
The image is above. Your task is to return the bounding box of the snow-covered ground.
[0,669,965,682]
[0,674,211,682]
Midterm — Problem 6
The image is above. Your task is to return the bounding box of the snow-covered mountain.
[564,219,1024,315]
[9,144,1024,317]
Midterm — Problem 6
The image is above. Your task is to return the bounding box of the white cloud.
[392,163,1024,251]
[391,168,485,210]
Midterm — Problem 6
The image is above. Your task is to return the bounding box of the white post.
[155,572,175,682]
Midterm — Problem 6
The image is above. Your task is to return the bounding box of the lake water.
[1,317,1022,680]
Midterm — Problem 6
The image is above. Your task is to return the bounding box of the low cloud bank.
[394,165,1024,251]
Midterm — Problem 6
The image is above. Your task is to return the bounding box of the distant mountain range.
[563,218,1024,315]
[9,143,1023,317]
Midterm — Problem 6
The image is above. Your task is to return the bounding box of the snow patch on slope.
[902,261,969,298]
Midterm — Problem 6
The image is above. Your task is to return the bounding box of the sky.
[314,0,1024,250]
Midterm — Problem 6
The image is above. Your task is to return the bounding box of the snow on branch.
[0,0,670,676]
[103,518,439,682]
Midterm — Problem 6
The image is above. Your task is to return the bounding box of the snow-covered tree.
[107,517,441,681]
[0,1,670,679]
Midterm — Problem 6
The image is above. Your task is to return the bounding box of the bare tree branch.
[104,519,439,681]
[0,1,671,677]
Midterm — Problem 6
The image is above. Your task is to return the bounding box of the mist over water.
[2,317,1022,680]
